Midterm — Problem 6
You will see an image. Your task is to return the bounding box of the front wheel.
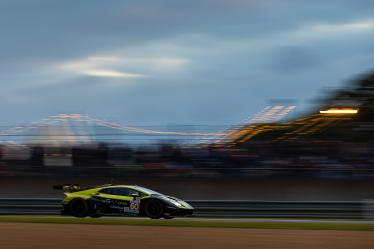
[144,199,164,219]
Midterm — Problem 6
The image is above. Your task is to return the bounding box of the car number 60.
[130,202,139,210]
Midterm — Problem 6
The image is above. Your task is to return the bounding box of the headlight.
[169,199,182,207]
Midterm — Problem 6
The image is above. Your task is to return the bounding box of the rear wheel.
[69,198,88,218]
[144,199,164,219]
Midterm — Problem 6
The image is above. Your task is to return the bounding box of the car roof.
[96,185,162,195]
[98,184,138,189]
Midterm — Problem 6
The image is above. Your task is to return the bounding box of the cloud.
[81,69,144,78]
[54,52,189,80]
[284,18,374,42]
[308,19,374,33]
[56,55,145,79]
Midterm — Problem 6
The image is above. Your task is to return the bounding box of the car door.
[94,187,141,215]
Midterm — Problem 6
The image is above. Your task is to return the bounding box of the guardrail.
[0,198,372,218]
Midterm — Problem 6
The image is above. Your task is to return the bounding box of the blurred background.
[1,73,374,203]
[0,0,374,203]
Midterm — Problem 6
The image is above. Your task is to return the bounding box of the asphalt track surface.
[1,222,374,249]
[4,215,374,224]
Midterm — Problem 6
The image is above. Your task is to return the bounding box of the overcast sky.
[0,0,374,127]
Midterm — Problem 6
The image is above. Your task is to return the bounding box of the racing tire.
[144,199,164,219]
[69,198,88,218]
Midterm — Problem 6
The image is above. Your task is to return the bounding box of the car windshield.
[133,186,162,196]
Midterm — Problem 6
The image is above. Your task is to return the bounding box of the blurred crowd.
[1,140,373,179]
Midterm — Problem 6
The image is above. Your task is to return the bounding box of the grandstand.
[220,72,374,146]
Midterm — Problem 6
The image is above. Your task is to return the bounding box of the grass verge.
[0,216,373,231]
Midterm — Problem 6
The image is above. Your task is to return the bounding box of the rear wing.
[53,184,83,193]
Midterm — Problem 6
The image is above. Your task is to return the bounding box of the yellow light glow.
[319,109,358,114]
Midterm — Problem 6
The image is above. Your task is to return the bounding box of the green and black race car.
[54,184,194,219]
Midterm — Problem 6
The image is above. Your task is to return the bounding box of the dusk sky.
[1,0,374,127]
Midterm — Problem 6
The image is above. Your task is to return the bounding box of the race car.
[54,184,194,219]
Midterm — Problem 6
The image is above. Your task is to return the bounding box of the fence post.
[363,199,374,219]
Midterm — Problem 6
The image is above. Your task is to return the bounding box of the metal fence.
[1,198,373,218]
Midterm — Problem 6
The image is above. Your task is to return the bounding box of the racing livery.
[54,184,194,219]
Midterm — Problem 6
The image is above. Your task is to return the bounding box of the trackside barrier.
[363,199,374,219]
[0,198,367,218]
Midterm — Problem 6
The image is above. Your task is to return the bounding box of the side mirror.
[130,193,139,200]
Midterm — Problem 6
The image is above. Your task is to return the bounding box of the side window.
[99,187,145,197]
[117,188,138,196]
[99,188,116,195]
